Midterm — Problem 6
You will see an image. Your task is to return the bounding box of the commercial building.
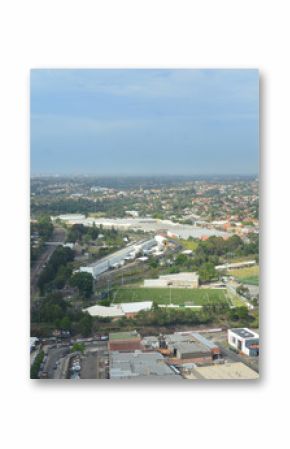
[144,272,199,288]
[109,351,178,379]
[228,328,259,356]
[108,331,142,352]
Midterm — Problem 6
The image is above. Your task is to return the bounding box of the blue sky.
[30,69,259,176]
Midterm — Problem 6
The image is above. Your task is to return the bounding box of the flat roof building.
[109,351,178,379]
[228,328,259,356]
[173,342,211,360]
[184,362,259,380]
[159,332,221,361]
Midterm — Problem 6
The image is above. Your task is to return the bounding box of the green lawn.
[230,266,259,286]
[179,239,199,251]
[111,287,228,306]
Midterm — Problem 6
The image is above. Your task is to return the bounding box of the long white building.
[79,238,158,278]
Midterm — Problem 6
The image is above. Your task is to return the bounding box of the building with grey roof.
[163,332,221,360]
[109,351,178,379]
[172,342,211,360]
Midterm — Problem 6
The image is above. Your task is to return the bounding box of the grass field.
[111,287,228,306]
[179,239,199,251]
[229,265,259,286]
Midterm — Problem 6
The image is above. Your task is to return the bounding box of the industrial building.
[144,272,199,288]
[119,301,152,317]
[51,214,86,223]
[172,342,212,360]
[79,238,158,278]
[228,328,259,356]
[82,304,124,318]
[83,301,153,318]
[51,215,229,239]
[109,351,178,379]
[142,332,221,362]
[108,331,142,352]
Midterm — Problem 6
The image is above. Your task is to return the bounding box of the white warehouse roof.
[83,301,153,317]
[120,301,153,314]
[83,304,124,318]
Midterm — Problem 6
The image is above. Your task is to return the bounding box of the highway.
[30,226,66,297]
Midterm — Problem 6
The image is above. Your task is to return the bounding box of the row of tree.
[38,245,94,298]
[112,304,256,329]
[31,293,94,337]
[31,216,54,265]
[37,246,75,294]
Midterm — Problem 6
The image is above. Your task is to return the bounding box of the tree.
[198,262,217,282]
[70,272,93,298]
[175,254,188,265]
[60,316,71,331]
[71,342,85,353]
[78,314,93,337]
[37,215,54,240]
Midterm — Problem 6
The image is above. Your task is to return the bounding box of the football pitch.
[111,287,228,306]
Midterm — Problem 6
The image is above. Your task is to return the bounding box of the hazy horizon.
[31,172,258,178]
[31,69,259,176]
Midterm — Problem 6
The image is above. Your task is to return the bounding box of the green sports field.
[111,287,228,306]
[230,266,259,286]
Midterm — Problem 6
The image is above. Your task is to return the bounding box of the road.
[44,346,70,378]
[30,226,66,297]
